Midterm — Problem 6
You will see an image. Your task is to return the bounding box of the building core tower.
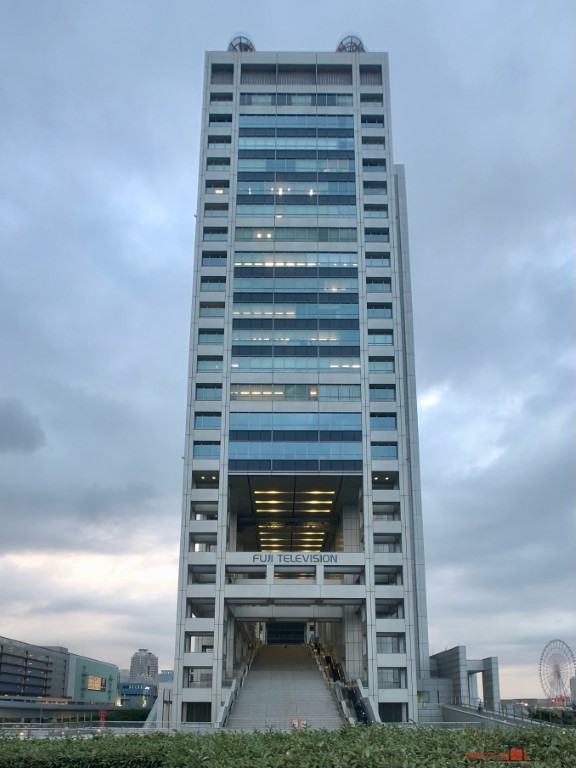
[173,37,432,726]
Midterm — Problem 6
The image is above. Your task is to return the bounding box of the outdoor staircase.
[225,645,345,731]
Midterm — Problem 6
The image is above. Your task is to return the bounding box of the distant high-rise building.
[129,649,158,681]
[172,35,500,729]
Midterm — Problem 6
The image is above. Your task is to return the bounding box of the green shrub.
[0,724,574,768]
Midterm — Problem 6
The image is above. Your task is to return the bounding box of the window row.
[229,412,362,429]
[236,204,357,217]
[229,429,362,442]
[237,158,356,172]
[229,459,362,472]
[233,277,358,291]
[230,357,361,371]
[232,317,359,329]
[230,329,361,345]
[232,302,359,318]
[199,355,395,374]
[192,382,397,402]
[371,442,398,459]
[235,227,357,242]
[233,252,359,267]
[228,441,363,460]
[238,136,355,150]
[239,114,354,129]
[237,180,356,196]
[229,384,361,402]
[231,344,360,357]
[239,93,354,106]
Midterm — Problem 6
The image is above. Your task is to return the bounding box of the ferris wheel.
[539,639,575,705]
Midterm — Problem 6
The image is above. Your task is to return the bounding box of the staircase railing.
[216,643,260,728]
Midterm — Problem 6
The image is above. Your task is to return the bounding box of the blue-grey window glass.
[233,252,358,268]
[203,228,228,241]
[229,384,361,402]
[363,181,387,195]
[208,114,232,126]
[194,413,222,430]
[199,302,225,317]
[200,277,226,291]
[206,158,230,171]
[231,357,360,372]
[371,442,398,459]
[193,442,221,458]
[239,114,354,129]
[365,229,390,242]
[195,384,222,401]
[240,93,353,106]
[362,158,386,172]
[366,253,391,267]
[367,304,392,318]
[205,180,229,194]
[207,136,231,149]
[370,385,396,401]
[210,93,233,104]
[237,158,355,173]
[201,252,227,267]
[235,227,357,243]
[364,205,388,218]
[204,203,229,216]
[236,181,356,197]
[368,331,393,345]
[198,328,224,344]
[228,442,362,460]
[370,414,397,430]
[229,413,361,430]
[236,204,356,217]
[366,277,391,291]
[360,93,384,104]
[368,357,395,373]
[197,356,223,372]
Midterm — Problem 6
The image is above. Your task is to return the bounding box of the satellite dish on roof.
[228,35,256,52]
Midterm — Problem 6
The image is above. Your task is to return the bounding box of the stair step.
[225,646,345,732]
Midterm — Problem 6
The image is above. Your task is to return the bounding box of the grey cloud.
[0,398,46,453]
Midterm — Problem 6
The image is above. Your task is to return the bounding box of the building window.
[366,253,391,268]
[205,180,229,195]
[199,303,225,317]
[365,228,389,242]
[194,413,222,430]
[368,331,393,345]
[195,384,222,401]
[360,93,384,104]
[363,181,387,195]
[376,635,405,653]
[377,668,406,689]
[208,114,232,127]
[204,203,229,217]
[366,277,391,291]
[197,356,223,371]
[361,114,385,127]
[207,136,231,149]
[200,277,226,291]
[364,205,388,218]
[193,442,220,459]
[370,385,396,401]
[209,93,233,104]
[203,227,228,241]
[198,328,224,344]
[369,356,395,373]
[370,414,397,431]
[367,303,392,319]
[206,158,230,171]
[363,158,386,172]
[201,252,227,267]
[371,442,398,459]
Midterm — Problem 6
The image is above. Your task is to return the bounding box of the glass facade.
[175,46,430,730]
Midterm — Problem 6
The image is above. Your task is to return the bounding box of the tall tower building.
[173,36,482,728]
[129,649,159,681]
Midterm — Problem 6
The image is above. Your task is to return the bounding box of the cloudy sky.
[0,1,574,697]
